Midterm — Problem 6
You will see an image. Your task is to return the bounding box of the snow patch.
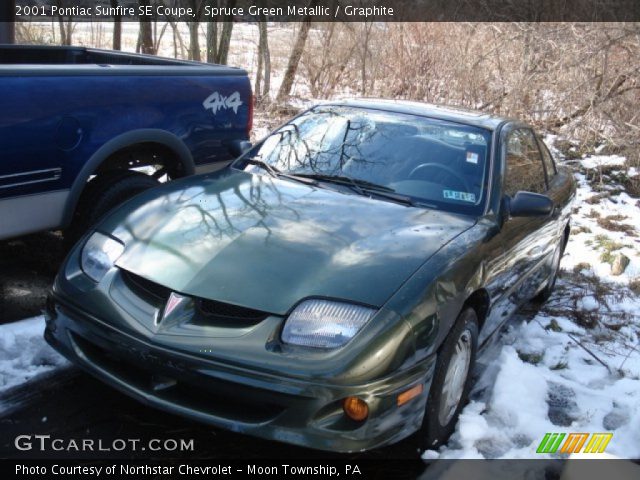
[0,316,68,392]
[581,155,626,170]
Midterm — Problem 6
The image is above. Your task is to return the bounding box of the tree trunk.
[138,1,154,54]
[189,22,201,60]
[277,19,312,102]
[172,23,178,58]
[55,1,72,45]
[216,23,233,64]
[258,18,271,98]
[360,23,373,95]
[206,20,217,62]
[188,0,201,61]
[216,9,234,65]
[169,20,187,58]
[57,18,67,45]
[255,36,263,97]
[111,0,121,50]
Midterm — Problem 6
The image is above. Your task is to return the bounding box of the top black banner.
[8,0,640,22]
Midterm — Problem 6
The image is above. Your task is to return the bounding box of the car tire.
[65,171,160,248]
[421,307,479,451]
[532,238,565,304]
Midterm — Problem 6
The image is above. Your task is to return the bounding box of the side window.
[538,137,557,178]
[504,128,547,196]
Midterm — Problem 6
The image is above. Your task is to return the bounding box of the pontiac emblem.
[160,292,186,324]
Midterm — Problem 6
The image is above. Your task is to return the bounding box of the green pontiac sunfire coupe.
[45,100,575,452]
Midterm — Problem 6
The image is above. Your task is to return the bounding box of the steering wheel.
[408,163,471,192]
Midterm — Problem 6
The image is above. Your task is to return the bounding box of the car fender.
[382,223,490,363]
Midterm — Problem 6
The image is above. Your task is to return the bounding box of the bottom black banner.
[3,459,640,480]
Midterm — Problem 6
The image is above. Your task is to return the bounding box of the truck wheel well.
[65,143,184,234]
[94,142,186,180]
[463,289,490,331]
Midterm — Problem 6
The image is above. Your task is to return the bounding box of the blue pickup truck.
[0,45,252,242]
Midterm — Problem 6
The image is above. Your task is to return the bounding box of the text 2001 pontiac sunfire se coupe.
[46,100,575,452]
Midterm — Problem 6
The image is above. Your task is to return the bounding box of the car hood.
[103,169,475,315]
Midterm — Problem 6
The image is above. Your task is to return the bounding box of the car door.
[480,126,557,342]
[535,132,575,267]
[502,126,559,297]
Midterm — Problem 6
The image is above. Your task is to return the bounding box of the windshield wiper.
[364,189,438,209]
[294,174,396,193]
[244,159,318,186]
[294,173,436,208]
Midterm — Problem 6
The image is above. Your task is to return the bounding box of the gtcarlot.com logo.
[14,435,194,452]
[536,432,613,454]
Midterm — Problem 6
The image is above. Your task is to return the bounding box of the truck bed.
[0,45,246,76]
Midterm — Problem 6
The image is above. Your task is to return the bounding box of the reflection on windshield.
[240,106,491,215]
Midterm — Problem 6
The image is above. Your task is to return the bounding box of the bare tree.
[204,0,236,64]
[277,17,313,102]
[255,17,271,101]
[187,0,209,60]
[206,17,217,62]
[166,19,187,58]
[55,0,73,45]
[357,22,374,95]
[137,0,154,54]
[301,23,355,98]
[111,0,122,50]
[216,6,235,64]
[152,20,170,54]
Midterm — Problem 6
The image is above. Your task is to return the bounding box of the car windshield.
[238,106,492,215]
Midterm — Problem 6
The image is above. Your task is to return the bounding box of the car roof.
[323,98,513,131]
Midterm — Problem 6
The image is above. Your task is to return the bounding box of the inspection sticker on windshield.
[466,151,479,164]
[443,190,476,203]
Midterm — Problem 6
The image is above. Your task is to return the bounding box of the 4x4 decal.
[203,91,243,115]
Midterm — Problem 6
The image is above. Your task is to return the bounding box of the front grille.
[121,270,171,302]
[198,298,268,322]
[120,269,270,327]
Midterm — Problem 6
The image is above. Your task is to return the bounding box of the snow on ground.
[580,154,627,170]
[424,142,640,460]
[0,316,68,393]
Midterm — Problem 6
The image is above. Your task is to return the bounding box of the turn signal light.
[397,384,424,406]
[343,397,369,421]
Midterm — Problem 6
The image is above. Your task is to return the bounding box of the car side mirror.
[229,140,253,158]
[507,191,554,217]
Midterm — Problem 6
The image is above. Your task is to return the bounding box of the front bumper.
[45,293,436,453]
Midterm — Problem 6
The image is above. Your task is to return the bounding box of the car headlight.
[281,299,377,349]
[80,232,125,282]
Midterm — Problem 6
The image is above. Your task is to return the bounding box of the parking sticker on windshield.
[466,151,479,164]
[443,189,476,203]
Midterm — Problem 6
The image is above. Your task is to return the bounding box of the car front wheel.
[421,307,478,450]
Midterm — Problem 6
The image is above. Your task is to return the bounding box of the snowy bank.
[0,316,68,392]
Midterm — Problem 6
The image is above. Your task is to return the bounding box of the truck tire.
[65,171,159,248]
[421,307,478,451]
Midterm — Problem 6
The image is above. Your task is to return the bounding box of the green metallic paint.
[99,168,476,315]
